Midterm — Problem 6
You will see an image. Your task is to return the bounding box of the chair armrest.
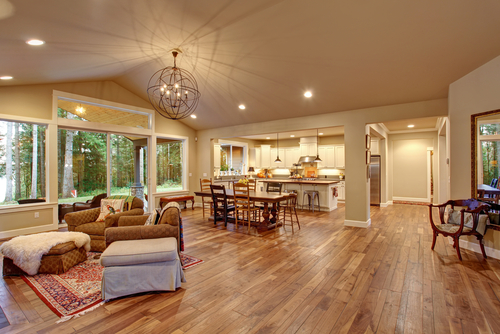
[104,208,145,228]
[105,224,179,248]
[118,215,150,226]
[65,208,101,230]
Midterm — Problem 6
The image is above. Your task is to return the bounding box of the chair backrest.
[266,182,282,194]
[200,178,212,192]
[210,184,229,209]
[286,193,298,207]
[233,182,251,209]
[491,178,498,188]
[90,193,107,207]
[248,179,256,191]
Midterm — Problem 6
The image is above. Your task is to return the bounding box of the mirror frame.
[471,109,500,198]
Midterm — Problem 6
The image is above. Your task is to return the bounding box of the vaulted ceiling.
[2,0,500,130]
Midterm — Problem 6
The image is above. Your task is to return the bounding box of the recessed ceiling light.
[190,114,197,119]
[304,91,312,98]
[290,135,295,137]
[0,76,13,80]
[239,104,245,110]
[26,39,45,46]
[319,132,324,135]
[407,124,415,128]
[266,137,270,140]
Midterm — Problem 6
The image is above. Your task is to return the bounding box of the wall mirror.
[471,109,500,198]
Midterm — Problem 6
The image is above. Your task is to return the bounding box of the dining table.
[478,184,500,197]
[194,189,290,232]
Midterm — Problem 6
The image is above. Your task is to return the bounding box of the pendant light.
[275,133,282,163]
[313,129,322,162]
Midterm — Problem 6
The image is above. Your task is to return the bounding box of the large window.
[479,122,500,185]
[111,134,148,196]
[0,120,46,205]
[157,138,183,192]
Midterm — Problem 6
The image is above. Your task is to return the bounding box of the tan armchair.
[107,207,181,255]
[65,197,144,252]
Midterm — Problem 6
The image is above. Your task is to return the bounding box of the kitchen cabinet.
[261,145,271,168]
[214,144,221,168]
[270,148,285,167]
[317,146,335,168]
[300,143,317,157]
[335,145,345,169]
[337,181,345,200]
[370,139,379,155]
[255,147,261,168]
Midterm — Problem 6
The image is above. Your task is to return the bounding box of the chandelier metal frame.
[147,50,201,120]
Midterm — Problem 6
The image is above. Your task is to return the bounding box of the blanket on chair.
[0,232,91,275]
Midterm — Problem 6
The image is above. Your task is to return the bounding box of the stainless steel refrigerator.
[370,155,381,206]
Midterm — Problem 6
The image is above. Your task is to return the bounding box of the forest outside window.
[479,121,500,186]
[0,120,46,205]
[157,138,183,192]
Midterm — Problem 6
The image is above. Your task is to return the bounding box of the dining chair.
[428,199,490,260]
[266,182,282,194]
[200,178,213,219]
[210,184,235,227]
[281,193,300,233]
[233,182,260,232]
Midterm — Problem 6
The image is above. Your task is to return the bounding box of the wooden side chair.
[233,182,260,232]
[210,184,235,227]
[281,193,300,233]
[200,178,213,219]
[428,199,490,260]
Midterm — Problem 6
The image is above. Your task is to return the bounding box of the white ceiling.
[2,1,500,130]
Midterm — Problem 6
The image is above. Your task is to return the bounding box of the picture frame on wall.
[365,134,371,150]
[366,150,371,165]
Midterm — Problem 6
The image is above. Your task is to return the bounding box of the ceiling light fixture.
[408,124,415,128]
[0,76,13,80]
[26,39,45,46]
[304,91,312,98]
[290,135,295,137]
[313,129,322,163]
[239,104,245,110]
[275,133,282,163]
[190,114,197,119]
[266,137,270,140]
[147,49,201,120]
[319,132,324,135]
[75,104,85,114]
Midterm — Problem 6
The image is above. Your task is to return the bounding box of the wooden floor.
[2,204,500,333]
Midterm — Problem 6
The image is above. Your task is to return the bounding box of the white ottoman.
[100,237,185,299]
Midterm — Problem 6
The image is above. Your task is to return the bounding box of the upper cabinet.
[260,145,271,168]
[214,144,221,168]
[317,145,342,168]
[300,143,317,156]
[334,145,345,169]
[255,147,261,168]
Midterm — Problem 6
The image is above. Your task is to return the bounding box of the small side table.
[160,195,195,210]
[58,204,75,223]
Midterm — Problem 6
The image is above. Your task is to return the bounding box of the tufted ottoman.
[3,241,87,276]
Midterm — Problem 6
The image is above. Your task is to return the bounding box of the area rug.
[21,252,203,322]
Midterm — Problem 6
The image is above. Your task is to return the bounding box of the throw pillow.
[96,199,125,222]
[144,209,160,226]
[447,207,472,226]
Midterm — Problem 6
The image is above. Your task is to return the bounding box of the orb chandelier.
[147,50,201,120]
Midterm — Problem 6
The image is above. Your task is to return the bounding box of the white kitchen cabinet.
[285,148,296,168]
[255,147,261,168]
[214,144,221,168]
[270,148,284,167]
[317,147,327,168]
[370,138,379,155]
[300,143,317,156]
[317,146,335,168]
[337,181,345,200]
[261,145,271,168]
[335,145,345,169]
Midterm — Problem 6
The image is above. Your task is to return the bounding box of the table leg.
[258,202,278,231]
[191,199,195,210]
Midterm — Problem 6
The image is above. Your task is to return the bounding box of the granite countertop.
[258,179,339,185]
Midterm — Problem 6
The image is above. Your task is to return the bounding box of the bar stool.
[303,190,320,212]
[281,193,300,233]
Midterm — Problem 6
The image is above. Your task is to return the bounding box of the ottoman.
[3,241,87,276]
[100,237,184,299]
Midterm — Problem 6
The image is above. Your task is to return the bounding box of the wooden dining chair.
[281,193,300,233]
[200,178,213,219]
[233,182,260,232]
[266,182,282,194]
[428,199,490,260]
[210,184,235,227]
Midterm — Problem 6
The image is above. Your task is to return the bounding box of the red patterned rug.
[22,252,202,322]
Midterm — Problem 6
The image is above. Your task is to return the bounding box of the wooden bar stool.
[281,193,300,233]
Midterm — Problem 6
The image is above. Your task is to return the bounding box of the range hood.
[298,156,318,163]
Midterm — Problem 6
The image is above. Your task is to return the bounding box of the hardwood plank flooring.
[2,204,500,333]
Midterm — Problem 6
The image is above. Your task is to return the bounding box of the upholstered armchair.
[72,193,107,212]
[107,206,181,255]
[65,196,144,252]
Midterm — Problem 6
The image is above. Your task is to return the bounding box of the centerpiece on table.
[238,178,249,185]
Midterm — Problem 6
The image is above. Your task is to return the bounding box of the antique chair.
[200,178,213,219]
[428,199,490,260]
[72,193,107,212]
[233,182,260,232]
[65,196,144,252]
[100,205,184,299]
[210,184,235,227]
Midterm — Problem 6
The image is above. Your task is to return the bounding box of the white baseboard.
[393,196,429,203]
[0,224,58,240]
[380,202,391,207]
[448,237,500,260]
[344,218,371,228]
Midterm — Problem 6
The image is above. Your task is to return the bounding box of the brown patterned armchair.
[105,207,181,255]
[65,197,144,252]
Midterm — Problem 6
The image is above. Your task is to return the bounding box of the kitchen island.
[258,179,339,211]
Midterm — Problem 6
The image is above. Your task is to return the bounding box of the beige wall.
[449,54,500,251]
[0,80,197,236]
[197,98,447,224]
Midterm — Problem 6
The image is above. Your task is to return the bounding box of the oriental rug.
[21,252,202,322]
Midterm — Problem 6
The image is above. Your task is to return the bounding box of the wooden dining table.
[478,184,500,196]
[194,189,290,232]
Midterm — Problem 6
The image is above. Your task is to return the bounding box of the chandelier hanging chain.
[147,50,201,120]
